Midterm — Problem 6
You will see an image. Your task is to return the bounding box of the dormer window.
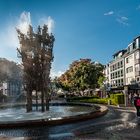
[133,42,136,50]
[127,47,130,53]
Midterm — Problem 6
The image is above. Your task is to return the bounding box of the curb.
[108,105,135,111]
[0,103,108,128]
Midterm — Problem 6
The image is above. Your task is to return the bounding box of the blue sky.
[1,0,140,77]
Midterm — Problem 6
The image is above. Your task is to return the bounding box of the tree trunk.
[35,90,38,111]
[46,98,49,110]
[41,90,45,112]
[26,89,32,112]
[45,90,49,111]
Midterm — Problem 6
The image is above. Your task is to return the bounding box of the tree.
[97,76,106,88]
[58,59,104,96]
[0,58,22,83]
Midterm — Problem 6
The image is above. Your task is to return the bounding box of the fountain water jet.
[17,24,55,112]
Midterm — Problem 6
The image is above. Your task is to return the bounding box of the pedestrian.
[133,94,140,117]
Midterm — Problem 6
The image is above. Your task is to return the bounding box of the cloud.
[120,16,128,20]
[104,11,114,16]
[104,10,129,26]
[39,16,55,34]
[116,16,129,26]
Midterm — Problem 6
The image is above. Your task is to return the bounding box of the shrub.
[67,93,124,106]
[114,93,124,104]
[78,98,108,104]
[67,96,99,102]
[110,93,124,105]
[110,94,115,99]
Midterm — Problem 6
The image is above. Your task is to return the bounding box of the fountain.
[0,24,108,129]
[17,24,54,112]
[0,102,107,128]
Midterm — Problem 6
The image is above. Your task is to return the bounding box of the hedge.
[110,93,124,104]
[80,98,108,104]
[67,93,124,106]
[67,95,99,102]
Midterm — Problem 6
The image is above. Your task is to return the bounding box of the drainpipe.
[123,57,128,107]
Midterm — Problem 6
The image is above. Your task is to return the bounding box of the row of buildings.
[104,36,140,95]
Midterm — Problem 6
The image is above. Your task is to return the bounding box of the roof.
[134,35,140,40]
[112,49,127,57]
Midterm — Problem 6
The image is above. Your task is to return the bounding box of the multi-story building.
[105,36,140,93]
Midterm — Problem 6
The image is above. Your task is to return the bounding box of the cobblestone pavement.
[0,106,139,140]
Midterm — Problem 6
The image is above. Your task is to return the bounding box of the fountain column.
[17,25,55,112]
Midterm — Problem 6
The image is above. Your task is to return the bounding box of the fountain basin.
[0,103,108,128]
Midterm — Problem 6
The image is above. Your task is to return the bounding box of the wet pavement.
[0,105,139,140]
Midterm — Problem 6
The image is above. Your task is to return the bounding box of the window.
[113,73,114,79]
[126,68,128,73]
[110,66,113,72]
[137,77,139,82]
[126,56,132,64]
[113,65,115,71]
[126,66,133,73]
[114,64,116,70]
[127,47,130,53]
[121,79,123,85]
[126,57,129,63]
[121,61,123,67]
[107,70,109,75]
[118,62,120,69]
[115,72,117,78]
[118,71,120,77]
[136,51,140,59]
[133,42,136,50]
[111,80,115,87]
[118,79,120,86]
[121,70,123,76]
[114,64,117,70]
[135,64,140,72]
[136,38,139,48]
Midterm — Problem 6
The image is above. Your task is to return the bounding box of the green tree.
[97,76,106,88]
[58,59,104,96]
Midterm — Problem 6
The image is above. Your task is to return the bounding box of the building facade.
[0,80,22,97]
[105,36,140,93]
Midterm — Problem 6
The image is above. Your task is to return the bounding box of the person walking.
[133,94,140,117]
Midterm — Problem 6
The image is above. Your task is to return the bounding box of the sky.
[1,0,140,77]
